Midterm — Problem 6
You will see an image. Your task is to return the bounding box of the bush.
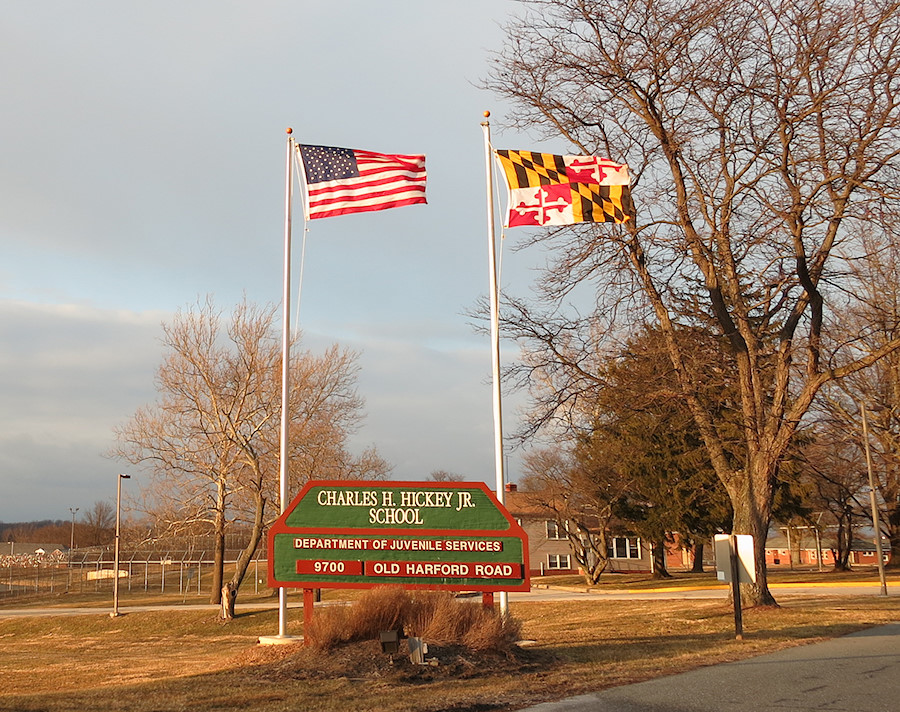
[305,588,522,652]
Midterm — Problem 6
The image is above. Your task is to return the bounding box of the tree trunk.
[220,582,237,621]
[651,541,672,579]
[886,500,900,568]
[690,542,705,573]
[219,490,266,621]
[730,463,778,607]
[209,518,225,605]
[832,550,852,572]
[833,515,854,571]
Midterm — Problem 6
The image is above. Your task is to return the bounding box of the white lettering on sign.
[399,490,454,508]
[295,537,504,552]
[368,507,425,525]
[316,490,378,507]
[313,488,481,527]
[389,539,441,551]
[363,560,521,579]
[372,562,401,575]
[474,563,514,577]
[405,562,471,577]
[294,538,371,550]
[443,539,502,552]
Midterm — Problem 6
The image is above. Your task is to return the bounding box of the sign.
[268,480,529,592]
[714,534,756,584]
[714,533,756,641]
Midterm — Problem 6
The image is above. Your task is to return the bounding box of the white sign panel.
[714,534,756,584]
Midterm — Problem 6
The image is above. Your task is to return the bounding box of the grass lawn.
[0,588,898,712]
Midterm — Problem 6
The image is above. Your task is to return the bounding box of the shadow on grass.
[538,619,881,666]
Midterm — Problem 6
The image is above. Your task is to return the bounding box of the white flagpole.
[278,127,294,638]
[482,111,509,616]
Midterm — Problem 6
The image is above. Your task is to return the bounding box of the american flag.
[296,144,427,220]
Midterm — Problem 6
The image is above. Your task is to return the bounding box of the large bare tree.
[114,298,390,616]
[488,0,900,604]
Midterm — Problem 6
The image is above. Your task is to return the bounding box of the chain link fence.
[0,546,269,600]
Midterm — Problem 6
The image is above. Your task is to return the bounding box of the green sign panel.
[268,480,530,592]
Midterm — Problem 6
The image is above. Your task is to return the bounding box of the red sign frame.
[268,480,530,592]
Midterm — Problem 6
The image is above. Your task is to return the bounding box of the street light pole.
[68,507,79,593]
[112,474,131,617]
[860,404,888,597]
[69,507,79,551]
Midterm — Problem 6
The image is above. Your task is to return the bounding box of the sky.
[0,0,566,523]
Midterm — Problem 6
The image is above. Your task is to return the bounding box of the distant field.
[0,585,898,712]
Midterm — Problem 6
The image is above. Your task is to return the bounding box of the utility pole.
[69,507,79,551]
[112,474,131,617]
[860,404,889,596]
[67,507,79,592]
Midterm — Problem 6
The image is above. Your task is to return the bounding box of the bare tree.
[797,423,869,570]
[488,0,900,604]
[819,227,900,566]
[429,470,466,482]
[82,500,115,547]
[522,447,626,584]
[114,298,390,617]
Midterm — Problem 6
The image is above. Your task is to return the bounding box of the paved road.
[519,622,900,712]
[0,582,893,617]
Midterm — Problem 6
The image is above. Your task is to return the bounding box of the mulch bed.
[233,638,552,684]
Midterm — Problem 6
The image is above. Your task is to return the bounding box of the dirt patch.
[235,639,554,685]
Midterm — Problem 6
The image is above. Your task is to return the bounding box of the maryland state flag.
[494,150,633,227]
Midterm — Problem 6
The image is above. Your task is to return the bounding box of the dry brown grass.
[305,587,521,652]
[0,594,897,712]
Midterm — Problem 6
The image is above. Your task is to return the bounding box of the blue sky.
[0,1,573,522]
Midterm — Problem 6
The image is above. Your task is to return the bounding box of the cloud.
[0,300,526,521]
[0,0,538,522]
[0,301,164,519]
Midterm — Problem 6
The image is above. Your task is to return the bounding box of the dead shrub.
[305,586,411,649]
[345,585,413,639]
[303,604,352,649]
[305,588,521,653]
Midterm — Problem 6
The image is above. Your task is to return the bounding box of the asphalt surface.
[518,622,900,712]
[0,581,893,616]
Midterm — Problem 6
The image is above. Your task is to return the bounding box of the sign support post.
[729,535,743,641]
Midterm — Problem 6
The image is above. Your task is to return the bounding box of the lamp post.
[69,507,79,552]
[111,474,131,617]
[68,507,79,592]
[860,405,888,596]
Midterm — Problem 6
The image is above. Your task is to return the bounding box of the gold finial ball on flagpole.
[286,127,293,134]
[483,111,491,118]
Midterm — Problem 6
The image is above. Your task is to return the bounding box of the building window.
[608,536,641,559]
[547,554,571,570]
[546,520,567,540]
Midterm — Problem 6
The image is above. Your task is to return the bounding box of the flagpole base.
[258,634,303,646]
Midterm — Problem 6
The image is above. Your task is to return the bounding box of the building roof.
[2,541,67,555]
